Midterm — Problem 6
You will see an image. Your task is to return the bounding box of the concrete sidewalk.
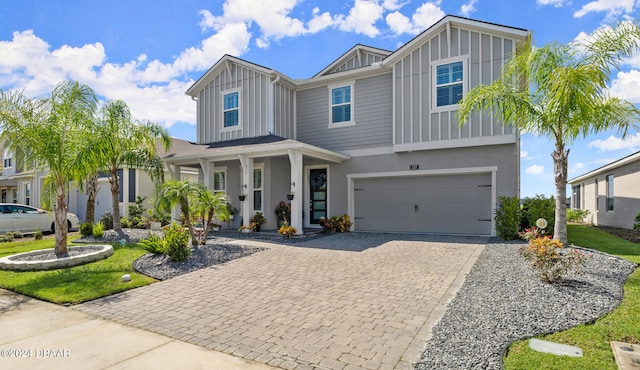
[0,289,274,370]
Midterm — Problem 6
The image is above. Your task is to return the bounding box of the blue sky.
[1,0,640,199]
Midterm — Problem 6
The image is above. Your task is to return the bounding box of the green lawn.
[0,235,156,304]
[503,224,640,369]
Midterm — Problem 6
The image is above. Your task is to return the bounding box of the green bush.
[120,217,131,229]
[99,212,113,230]
[567,208,590,223]
[319,214,353,233]
[140,233,165,254]
[494,196,521,240]
[521,195,555,235]
[0,233,15,243]
[93,221,105,238]
[163,224,190,262]
[34,230,43,240]
[79,222,94,236]
[12,231,23,239]
[128,196,146,220]
[634,212,640,232]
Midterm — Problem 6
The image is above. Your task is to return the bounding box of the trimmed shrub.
[34,230,43,240]
[567,208,590,223]
[163,224,190,262]
[319,214,353,233]
[140,233,165,254]
[120,217,131,229]
[0,233,15,243]
[99,212,113,230]
[634,212,640,232]
[278,223,297,238]
[92,221,105,238]
[494,196,521,240]
[79,222,94,237]
[521,195,555,235]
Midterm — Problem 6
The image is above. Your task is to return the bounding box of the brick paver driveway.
[76,233,486,370]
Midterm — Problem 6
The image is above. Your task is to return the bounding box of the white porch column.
[239,155,254,227]
[199,160,215,189]
[288,150,303,235]
[169,164,182,222]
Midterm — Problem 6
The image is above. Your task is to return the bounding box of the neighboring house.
[1,139,196,223]
[162,15,530,236]
[568,150,640,230]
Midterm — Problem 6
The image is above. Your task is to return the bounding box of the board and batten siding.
[196,63,295,144]
[297,73,392,152]
[393,26,515,149]
[327,50,387,75]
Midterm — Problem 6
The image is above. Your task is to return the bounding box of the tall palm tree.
[458,21,640,244]
[86,100,171,235]
[154,180,201,246]
[0,81,98,256]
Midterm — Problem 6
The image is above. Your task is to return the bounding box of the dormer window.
[329,82,355,127]
[434,60,466,108]
[222,89,241,129]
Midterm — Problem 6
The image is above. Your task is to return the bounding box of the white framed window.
[328,82,355,127]
[432,58,467,109]
[3,149,12,168]
[24,183,30,205]
[606,174,614,211]
[221,89,241,130]
[213,168,227,194]
[253,165,263,212]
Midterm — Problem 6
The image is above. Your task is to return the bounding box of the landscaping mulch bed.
[596,225,640,244]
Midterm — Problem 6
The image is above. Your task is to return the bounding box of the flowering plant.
[518,226,543,242]
[519,236,591,283]
[278,222,297,238]
[274,201,291,222]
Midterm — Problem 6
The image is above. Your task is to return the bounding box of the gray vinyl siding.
[273,82,295,139]
[196,64,271,144]
[327,50,387,75]
[297,73,392,152]
[393,26,516,146]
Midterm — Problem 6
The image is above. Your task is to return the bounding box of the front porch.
[161,135,349,234]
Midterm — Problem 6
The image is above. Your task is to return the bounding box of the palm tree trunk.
[84,174,98,223]
[110,169,123,235]
[552,143,570,245]
[54,183,68,257]
[180,201,198,246]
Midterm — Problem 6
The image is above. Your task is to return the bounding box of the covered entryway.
[349,169,495,235]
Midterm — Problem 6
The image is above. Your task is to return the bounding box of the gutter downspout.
[269,74,281,135]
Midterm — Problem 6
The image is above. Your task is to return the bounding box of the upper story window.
[606,174,614,211]
[434,60,465,108]
[329,82,354,127]
[3,149,12,168]
[222,90,240,129]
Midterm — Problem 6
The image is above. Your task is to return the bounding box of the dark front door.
[309,168,327,224]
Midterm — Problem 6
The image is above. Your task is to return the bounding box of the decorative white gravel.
[414,242,637,369]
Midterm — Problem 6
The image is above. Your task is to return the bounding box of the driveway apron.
[76,233,485,370]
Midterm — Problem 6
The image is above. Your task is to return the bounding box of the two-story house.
[162,15,530,236]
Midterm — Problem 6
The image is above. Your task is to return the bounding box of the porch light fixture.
[238,195,246,202]
[287,192,294,201]
[290,181,295,187]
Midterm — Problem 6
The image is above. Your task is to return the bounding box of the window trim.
[252,164,264,212]
[431,56,468,112]
[220,88,242,132]
[606,174,614,211]
[213,167,227,194]
[328,81,355,128]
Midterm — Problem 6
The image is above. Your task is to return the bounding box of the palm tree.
[154,180,201,246]
[86,100,171,235]
[458,21,640,244]
[0,80,98,256]
[192,184,230,245]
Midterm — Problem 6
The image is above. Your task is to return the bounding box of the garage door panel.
[354,173,492,235]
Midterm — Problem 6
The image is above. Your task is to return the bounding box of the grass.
[0,234,156,304]
[503,224,640,369]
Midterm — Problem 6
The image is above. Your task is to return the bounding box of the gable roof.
[569,150,640,184]
[314,44,392,77]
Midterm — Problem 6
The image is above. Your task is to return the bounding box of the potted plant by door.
[250,212,267,232]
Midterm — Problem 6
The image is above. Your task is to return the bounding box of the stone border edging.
[0,245,114,271]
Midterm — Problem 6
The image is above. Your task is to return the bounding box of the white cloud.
[335,0,384,37]
[526,165,545,175]
[460,0,478,17]
[536,0,565,7]
[308,7,334,34]
[382,0,409,10]
[609,69,640,103]
[386,1,444,35]
[521,150,530,160]
[574,0,636,18]
[588,133,640,152]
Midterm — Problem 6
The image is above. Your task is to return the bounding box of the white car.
[0,203,80,234]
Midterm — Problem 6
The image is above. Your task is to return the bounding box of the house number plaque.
[410,164,420,170]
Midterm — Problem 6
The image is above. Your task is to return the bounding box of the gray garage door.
[353,173,492,235]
